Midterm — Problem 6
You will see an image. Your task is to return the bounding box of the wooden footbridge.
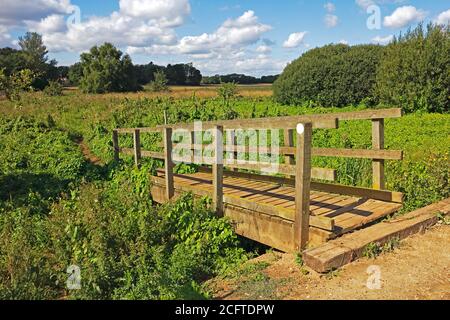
[112,108,404,252]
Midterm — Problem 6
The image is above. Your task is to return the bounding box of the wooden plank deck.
[151,169,402,249]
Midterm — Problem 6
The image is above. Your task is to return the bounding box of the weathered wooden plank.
[164,128,174,200]
[213,126,224,216]
[372,119,385,190]
[280,147,403,160]
[303,197,450,273]
[294,123,312,251]
[133,129,141,168]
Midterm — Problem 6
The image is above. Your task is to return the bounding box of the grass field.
[0,86,448,299]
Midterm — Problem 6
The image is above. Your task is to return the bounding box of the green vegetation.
[275,24,449,113]
[375,23,450,113]
[0,68,35,102]
[148,70,169,93]
[79,43,140,94]
[362,238,401,259]
[274,44,383,107]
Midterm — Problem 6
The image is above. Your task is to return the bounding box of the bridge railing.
[112,108,403,250]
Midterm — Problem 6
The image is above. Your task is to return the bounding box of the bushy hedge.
[375,23,450,113]
[273,44,383,107]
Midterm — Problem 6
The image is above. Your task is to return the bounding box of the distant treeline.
[202,73,279,85]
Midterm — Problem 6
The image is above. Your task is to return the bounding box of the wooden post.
[164,128,174,200]
[284,129,295,178]
[213,125,224,216]
[372,119,385,190]
[112,130,119,162]
[133,129,141,168]
[294,122,312,251]
[226,130,238,170]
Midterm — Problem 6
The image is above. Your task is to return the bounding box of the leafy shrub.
[217,82,238,106]
[0,68,35,101]
[273,44,383,107]
[375,23,450,113]
[148,70,169,92]
[43,81,63,96]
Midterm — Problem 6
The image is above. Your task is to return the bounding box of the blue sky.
[1,0,449,76]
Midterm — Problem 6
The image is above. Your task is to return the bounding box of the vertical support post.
[213,125,224,217]
[190,130,196,163]
[112,130,119,162]
[372,119,385,190]
[226,130,237,170]
[284,129,295,178]
[133,129,141,168]
[294,122,312,252]
[164,128,174,200]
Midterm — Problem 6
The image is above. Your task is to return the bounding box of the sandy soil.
[208,224,450,300]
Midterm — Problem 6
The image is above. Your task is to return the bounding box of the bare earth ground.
[207,224,450,300]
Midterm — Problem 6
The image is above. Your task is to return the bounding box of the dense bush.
[375,23,450,113]
[273,44,383,107]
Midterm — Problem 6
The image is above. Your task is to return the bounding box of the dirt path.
[74,137,103,165]
[207,224,450,300]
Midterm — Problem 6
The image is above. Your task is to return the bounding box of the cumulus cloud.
[0,25,13,47]
[0,0,74,26]
[325,14,339,28]
[355,0,375,10]
[339,39,349,45]
[283,32,308,48]
[372,34,394,44]
[176,11,271,54]
[384,6,427,28]
[435,9,450,25]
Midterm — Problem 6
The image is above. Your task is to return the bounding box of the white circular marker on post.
[296,123,305,135]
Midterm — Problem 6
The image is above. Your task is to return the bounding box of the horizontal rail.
[113,108,402,136]
[171,143,403,161]
[119,148,336,181]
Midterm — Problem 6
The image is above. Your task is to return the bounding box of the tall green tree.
[18,32,57,89]
[79,43,140,93]
[375,23,450,113]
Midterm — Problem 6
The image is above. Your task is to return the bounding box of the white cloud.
[0,25,12,47]
[119,0,190,27]
[384,6,427,28]
[324,3,336,13]
[325,14,339,28]
[339,39,349,45]
[0,0,74,26]
[256,45,272,53]
[283,32,308,48]
[26,14,67,34]
[372,34,394,44]
[435,9,450,25]
[177,10,271,54]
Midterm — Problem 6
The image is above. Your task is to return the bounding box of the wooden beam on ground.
[294,123,313,251]
[164,128,174,200]
[303,197,450,273]
[213,125,224,216]
[372,119,385,190]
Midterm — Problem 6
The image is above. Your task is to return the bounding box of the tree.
[0,48,27,75]
[149,70,169,92]
[184,63,202,86]
[79,43,140,93]
[217,82,238,107]
[165,64,186,85]
[68,63,83,86]
[18,32,57,89]
[273,44,383,107]
[375,23,450,113]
